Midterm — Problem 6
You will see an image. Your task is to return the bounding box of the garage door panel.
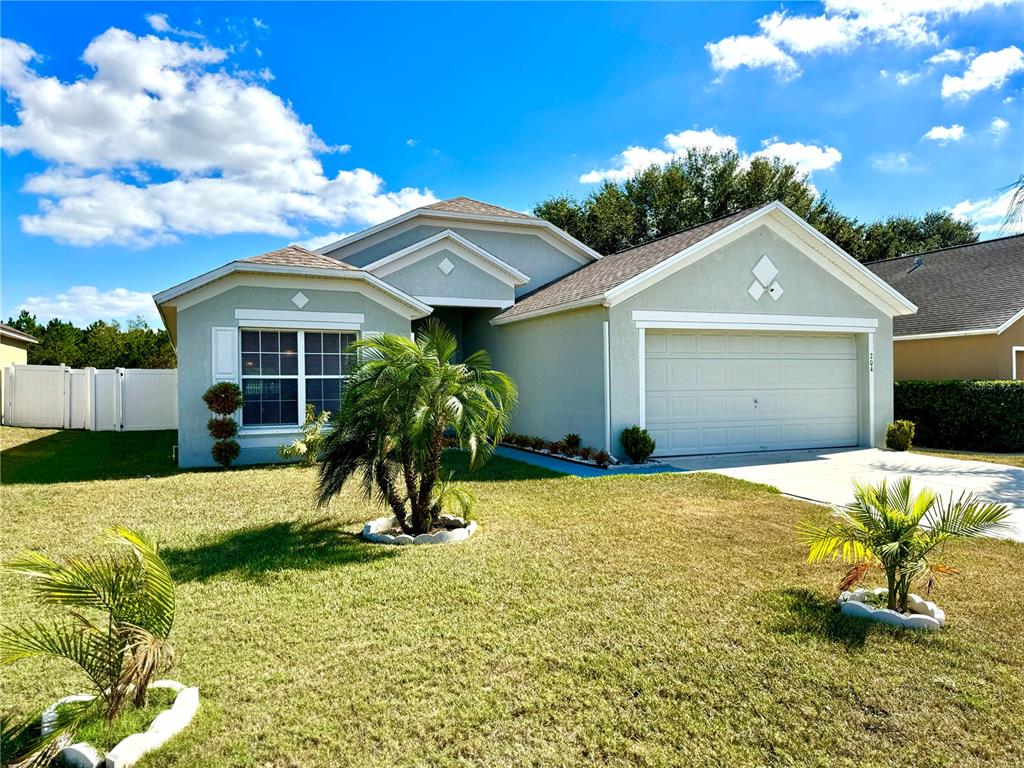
[645,330,859,456]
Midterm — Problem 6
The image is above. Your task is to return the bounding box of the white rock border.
[362,514,478,545]
[41,680,199,768]
[838,587,946,631]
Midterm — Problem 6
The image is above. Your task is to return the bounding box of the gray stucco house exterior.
[154,197,916,468]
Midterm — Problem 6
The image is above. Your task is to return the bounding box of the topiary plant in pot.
[203,382,243,468]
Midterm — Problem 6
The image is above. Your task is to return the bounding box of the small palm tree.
[799,477,1010,613]
[317,320,517,535]
[1,527,176,761]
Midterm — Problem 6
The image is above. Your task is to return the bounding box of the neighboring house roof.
[0,323,39,345]
[421,197,532,219]
[865,234,1024,338]
[316,196,600,264]
[241,245,355,271]
[492,202,916,324]
[495,206,766,322]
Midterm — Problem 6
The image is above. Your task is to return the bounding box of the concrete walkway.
[660,448,1024,542]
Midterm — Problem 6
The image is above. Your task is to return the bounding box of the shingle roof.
[494,204,769,321]
[865,234,1024,336]
[241,245,354,270]
[0,323,39,344]
[422,197,532,219]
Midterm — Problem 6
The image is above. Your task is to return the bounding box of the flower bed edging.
[838,587,946,631]
[498,443,614,469]
[41,680,199,768]
[362,514,478,545]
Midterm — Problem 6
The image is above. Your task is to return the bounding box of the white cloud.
[253,18,268,30]
[18,286,160,325]
[0,29,437,247]
[927,48,963,65]
[406,138,419,147]
[144,13,204,40]
[580,128,739,183]
[296,231,353,251]
[706,1,1011,78]
[871,152,926,173]
[949,188,1021,234]
[989,117,1010,137]
[580,130,840,184]
[922,124,965,143]
[705,35,798,78]
[880,69,919,85]
[942,45,1024,99]
[752,141,843,174]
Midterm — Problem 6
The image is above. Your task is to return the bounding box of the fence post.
[117,367,126,432]
[85,367,96,431]
[61,365,71,429]
[3,365,12,425]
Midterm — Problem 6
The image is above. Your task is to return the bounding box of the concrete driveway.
[661,448,1024,542]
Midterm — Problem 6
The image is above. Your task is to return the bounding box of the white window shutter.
[211,327,239,383]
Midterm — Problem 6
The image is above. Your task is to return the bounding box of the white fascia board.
[894,328,998,340]
[416,296,514,309]
[489,295,607,325]
[317,208,601,264]
[154,262,432,317]
[997,306,1024,334]
[605,202,918,318]
[365,229,530,286]
[632,310,879,333]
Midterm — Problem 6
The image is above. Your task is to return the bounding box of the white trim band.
[631,310,879,334]
[416,296,514,309]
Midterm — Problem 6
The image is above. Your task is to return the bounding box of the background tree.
[534,150,978,262]
[4,312,176,368]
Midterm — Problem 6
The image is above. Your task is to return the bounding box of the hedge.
[893,380,1024,452]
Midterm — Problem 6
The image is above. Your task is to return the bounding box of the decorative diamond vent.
[438,257,455,276]
[748,255,783,302]
[291,292,309,309]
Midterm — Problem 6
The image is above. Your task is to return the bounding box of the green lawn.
[2,427,1023,767]
[912,447,1024,469]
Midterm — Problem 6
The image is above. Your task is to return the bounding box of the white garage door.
[644,330,859,456]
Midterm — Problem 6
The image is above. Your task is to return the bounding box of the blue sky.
[2,1,1022,326]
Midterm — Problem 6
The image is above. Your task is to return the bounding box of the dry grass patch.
[2,427,1023,767]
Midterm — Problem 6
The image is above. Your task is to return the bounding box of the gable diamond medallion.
[291,292,309,309]
[438,257,455,275]
[748,254,783,302]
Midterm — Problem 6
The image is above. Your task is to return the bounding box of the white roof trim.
[605,203,917,316]
[490,296,607,325]
[416,296,514,309]
[316,206,601,264]
[0,326,39,344]
[153,261,432,316]
[364,229,529,286]
[997,306,1024,334]
[894,328,998,340]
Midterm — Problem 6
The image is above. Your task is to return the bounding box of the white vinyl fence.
[3,365,177,431]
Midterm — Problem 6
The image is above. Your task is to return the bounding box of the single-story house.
[866,234,1024,381]
[1,323,38,424]
[154,198,916,467]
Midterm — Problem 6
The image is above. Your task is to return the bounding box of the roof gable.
[493,202,916,324]
[364,229,529,286]
[866,234,1024,337]
[242,245,354,271]
[421,197,532,219]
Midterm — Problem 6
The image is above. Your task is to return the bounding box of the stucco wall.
[175,283,411,468]
[337,224,583,298]
[893,316,1024,380]
[607,224,895,455]
[382,248,514,303]
[464,306,607,450]
[1,338,31,423]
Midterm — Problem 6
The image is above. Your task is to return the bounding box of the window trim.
[238,327,358,431]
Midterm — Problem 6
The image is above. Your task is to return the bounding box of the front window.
[240,329,357,427]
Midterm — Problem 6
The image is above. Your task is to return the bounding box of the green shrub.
[563,433,582,451]
[278,405,331,466]
[211,439,241,466]
[579,446,593,461]
[529,436,545,451]
[548,440,564,455]
[885,420,915,451]
[620,425,656,464]
[207,417,238,440]
[593,450,611,469]
[894,380,1024,452]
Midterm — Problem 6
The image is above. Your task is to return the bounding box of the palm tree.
[799,477,1010,613]
[317,320,517,535]
[1,526,176,761]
